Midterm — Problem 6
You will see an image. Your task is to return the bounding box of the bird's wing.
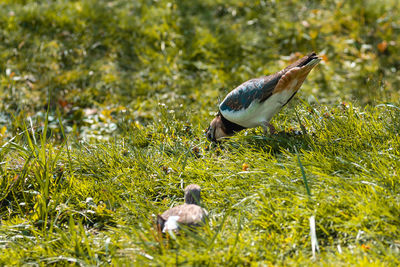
[160,205,180,221]
[273,53,321,95]
[177,205,206,225]
[219,52,320,113]
[219,73,282,112]
[160,204,206,226]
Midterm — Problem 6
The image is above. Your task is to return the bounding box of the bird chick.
[157,184,207,234]
[206,52,321,142]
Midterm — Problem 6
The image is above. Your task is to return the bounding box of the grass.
[1,0,400,265]
[1,103,400,265]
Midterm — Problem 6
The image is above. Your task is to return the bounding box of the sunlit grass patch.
[1,103,400,265]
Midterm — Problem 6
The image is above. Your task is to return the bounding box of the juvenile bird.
[206,52,321,142]
[157,184,207,234]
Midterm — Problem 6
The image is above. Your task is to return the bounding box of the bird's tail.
[297,52,321,68]
[273,52,321,94]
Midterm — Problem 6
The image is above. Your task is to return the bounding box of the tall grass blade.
[295,147,311,197]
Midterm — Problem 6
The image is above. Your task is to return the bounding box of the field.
[1,0,400,265]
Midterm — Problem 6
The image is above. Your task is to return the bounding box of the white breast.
[221,89,296,128]
[163,216,180,232]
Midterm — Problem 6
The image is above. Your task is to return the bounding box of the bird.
[206,52,321,142]
[157,184,208,234]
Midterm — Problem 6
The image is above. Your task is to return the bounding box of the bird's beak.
[205,126,216,142]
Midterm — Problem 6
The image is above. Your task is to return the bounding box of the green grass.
[1,103,400,265]
[1,0,400,265]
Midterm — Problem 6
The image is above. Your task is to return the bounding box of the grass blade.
[309,215,319,259]
[295,147,311,197]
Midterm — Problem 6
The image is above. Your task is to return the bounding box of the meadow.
[0,0,400,265]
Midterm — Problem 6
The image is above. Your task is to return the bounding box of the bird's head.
[205,113,232,142]
[184,184,202,205]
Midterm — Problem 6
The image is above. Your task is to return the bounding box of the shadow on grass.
[214,131,313,155]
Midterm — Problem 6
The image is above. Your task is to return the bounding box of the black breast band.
[219,111,246,135]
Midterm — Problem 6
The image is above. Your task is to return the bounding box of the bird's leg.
[262,122,277,135]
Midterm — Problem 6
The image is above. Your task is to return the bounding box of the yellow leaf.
[101,109,112,120]
[242,163,249,171]
[321,54,328,62]
[0,126,6,136]
[377,41,388,52]
[309,30,318,40]
[361,244,371,251]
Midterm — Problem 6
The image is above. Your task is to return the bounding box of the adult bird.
[206,52,321,142]
[157,184,207,234]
